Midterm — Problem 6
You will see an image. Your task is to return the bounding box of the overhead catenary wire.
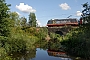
[36,13,80,19]
[35,7,80,18]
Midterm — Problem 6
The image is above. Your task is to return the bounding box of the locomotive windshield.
[47,20,53,24]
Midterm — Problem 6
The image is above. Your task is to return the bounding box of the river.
[8,40,88,60]
[10,48,87,60]
[30,48,71,60]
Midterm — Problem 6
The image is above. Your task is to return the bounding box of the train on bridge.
[47,18,83,27]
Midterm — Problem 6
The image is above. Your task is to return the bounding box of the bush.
[61,29,90,59]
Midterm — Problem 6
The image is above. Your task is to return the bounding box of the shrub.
[61,29,90,59]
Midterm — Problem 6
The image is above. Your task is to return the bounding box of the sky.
[6,0,90,26]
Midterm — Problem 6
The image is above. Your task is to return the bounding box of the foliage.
[0,0,10,37]
[0,0,49,59]
[82,2,90,23]
[9,49,36,60]
[28,13,37,27]
[61,28,90,59]
[35,27,48,40]
[8,27,39,52]
[0,26,48,53]
[20,17,27,28]
[10,12,21,27]
[60,3,90,59]
[8,12,20,27]
[0,26,39,56]
[0,36,15,60]
[49,32,61,41]
[24,27,48,40]
[9,12,19,21]
[48,39,61,51]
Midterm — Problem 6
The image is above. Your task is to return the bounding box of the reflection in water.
[10,48,36,60]
[11,48,72,60]
[47,50,68,57]
[8,40,86,60]
[34,48,72,60]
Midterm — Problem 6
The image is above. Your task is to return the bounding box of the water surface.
[29,48,72,60]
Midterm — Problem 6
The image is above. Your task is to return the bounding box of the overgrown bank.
[0,27,48,60]
[0,0,48,59]
[60,28,90,59]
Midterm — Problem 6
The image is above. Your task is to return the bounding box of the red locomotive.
[47,18,82,27]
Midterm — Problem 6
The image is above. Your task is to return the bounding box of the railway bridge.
[46,18,79,35]
[47,26,73,35]
[37,18,80,35]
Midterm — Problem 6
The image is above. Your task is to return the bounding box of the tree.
[0,0,11,36]
[28,13,37,27]
[82,2,90,24]
[9,12,20,27]
[20,17,27,27]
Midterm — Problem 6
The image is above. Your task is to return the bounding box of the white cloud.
[59,3,71,10]
[16,11,21,16]
[36,20,41,27]
[16,3,36,13]
[76,11,82,16]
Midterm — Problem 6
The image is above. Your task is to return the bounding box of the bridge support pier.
[47,27,72,35]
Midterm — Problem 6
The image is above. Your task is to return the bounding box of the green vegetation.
[0,0,90,59]
[0,0,48,60]
[60,2,90,59]
[28,13,37,27]
[0,0,10,37]
[20,17,27,28]
[61,28,90,58]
